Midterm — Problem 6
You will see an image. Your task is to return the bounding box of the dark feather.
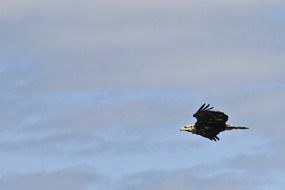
[193,104,228,125]
[192,104,229,140]
[197,103,206,112]
[203,104,210,110]
[181,104,248,141]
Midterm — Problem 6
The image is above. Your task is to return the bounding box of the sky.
[1,0,285,189]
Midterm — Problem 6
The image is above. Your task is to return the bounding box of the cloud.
[1,0,284,96]
[117,168,253,190]
[2,0,283,51]
[1,1,285,189]
[117,150,285,190]
[0,167,108,190]
[1,11,284,93]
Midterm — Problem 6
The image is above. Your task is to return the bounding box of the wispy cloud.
[0,167,108,190]
[117,168,254,190]
[117,151,285,190]
[1,0,285,189]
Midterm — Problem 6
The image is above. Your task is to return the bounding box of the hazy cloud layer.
[1,0,285,189]
[117,151,285,190]
[1,0,285,92]
[0,167,108,190]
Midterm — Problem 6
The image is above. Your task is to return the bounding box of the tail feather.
[226,124,249,130]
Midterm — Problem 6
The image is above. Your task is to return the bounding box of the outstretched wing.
[193,104,228,140]
[193,104,228,125]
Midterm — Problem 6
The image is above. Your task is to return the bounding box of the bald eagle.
[180,104,248,141]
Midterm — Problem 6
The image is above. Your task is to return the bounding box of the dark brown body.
[182,104,248,141]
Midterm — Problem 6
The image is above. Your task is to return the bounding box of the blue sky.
[1,0,285,189]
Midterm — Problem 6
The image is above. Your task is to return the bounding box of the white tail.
[226,124,249,130]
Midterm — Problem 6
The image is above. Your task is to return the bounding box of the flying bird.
[180,104,248,141]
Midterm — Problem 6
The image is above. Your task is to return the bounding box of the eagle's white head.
[180,124,196,133]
